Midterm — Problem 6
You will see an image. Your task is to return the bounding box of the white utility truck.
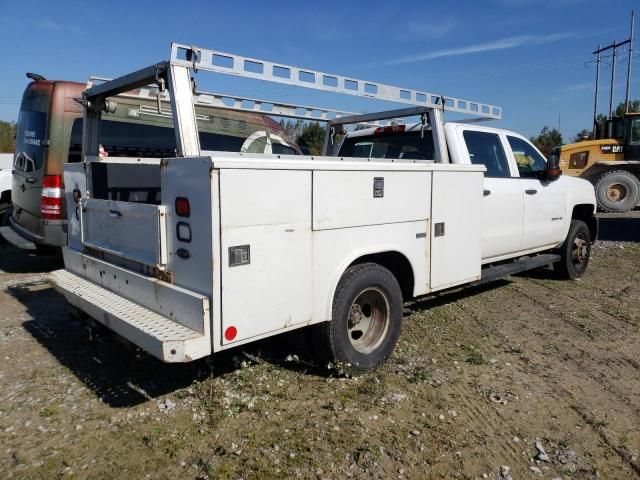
[50,44,597,374]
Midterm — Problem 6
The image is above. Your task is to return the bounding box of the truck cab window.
[462,130,511,178]
[506,136,546,178]
[339,131,435,160]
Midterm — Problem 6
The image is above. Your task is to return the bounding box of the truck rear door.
[456,127,524,261]
[12,82,52,233]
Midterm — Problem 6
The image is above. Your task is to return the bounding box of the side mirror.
[544,148,562,181]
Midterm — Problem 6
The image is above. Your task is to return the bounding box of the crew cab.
[49,44,597,375]
[338,122,598,268]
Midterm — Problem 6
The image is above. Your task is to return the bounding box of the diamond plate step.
[50,269,211,362]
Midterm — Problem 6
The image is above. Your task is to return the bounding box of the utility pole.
[592,11,634,121]
[593,44,601,137]
[624,10,635,113]
[610,42,617,119]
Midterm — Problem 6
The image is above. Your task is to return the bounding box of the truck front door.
[505,135,566,250]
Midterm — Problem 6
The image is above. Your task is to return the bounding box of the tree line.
[279,119,326,155]
[0,121,16,153]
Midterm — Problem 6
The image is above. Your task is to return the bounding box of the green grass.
[464,345,487,365]
[39,406,58,418]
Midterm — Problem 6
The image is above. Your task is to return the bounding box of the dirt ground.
[0,212,639,480]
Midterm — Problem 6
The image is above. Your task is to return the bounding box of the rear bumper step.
[0,225,37,250]
[50,269,211,362]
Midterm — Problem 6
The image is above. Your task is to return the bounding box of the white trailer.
[50,44,597,373]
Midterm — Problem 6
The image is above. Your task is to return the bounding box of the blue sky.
[0,0,638,140]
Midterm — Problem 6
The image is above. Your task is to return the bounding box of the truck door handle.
[25,178,36,184]
[483,189,491,196]
[108,210,122,218]
[525,188,538,195]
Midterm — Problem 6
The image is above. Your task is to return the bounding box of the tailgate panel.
[80,198,167,268]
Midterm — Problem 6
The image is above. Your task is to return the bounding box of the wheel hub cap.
[606,183,627,202]
[573,234,589,264]
[347,288,390,354]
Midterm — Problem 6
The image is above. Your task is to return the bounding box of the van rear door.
[12,82,52,234]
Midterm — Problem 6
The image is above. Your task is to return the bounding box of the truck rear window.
[339,131,435,160]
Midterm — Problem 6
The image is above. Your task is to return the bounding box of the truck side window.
[462,131,511,178]
[506,136,546,177]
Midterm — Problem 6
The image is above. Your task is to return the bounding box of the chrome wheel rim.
[572,233,589,265]
[347,288,390,354]
[606,183,627,202]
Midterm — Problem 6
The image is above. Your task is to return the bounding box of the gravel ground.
[0,212,639,479]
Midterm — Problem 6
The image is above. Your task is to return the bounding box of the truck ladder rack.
[88,77,363,123]
[169,44,502,120]
[82,43,502,157]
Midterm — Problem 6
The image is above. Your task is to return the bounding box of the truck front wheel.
[315,263,403,375]
[554,219,591,280]
[594,170,640,212]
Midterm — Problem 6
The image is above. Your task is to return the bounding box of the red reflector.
[175,197,190,217]
[224,326,237,341]
[41,175,63,220]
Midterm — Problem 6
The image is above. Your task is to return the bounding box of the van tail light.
[41,175,63,220]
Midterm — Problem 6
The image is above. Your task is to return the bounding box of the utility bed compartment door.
[430,170,483,290]
[313,171,430,230]
[219,169,312,345]
[80,198,167,268]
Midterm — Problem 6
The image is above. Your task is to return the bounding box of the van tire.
[0,207,9,226]
[314,262,403,375]
[554,219,591,280]
[594,170,640,212]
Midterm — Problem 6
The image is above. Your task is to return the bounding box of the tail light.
[41,175,63,220]
[175,197,190,217]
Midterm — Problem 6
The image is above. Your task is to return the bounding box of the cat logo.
[600,144,624,154]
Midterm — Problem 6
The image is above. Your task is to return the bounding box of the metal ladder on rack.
[81,43,502,162]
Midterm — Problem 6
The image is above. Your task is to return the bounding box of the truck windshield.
[339,131,435,160]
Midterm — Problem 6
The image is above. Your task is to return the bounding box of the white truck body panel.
[0,154,12,204]
[312,171,430,230]
[430,171,483,289]
[219,169,313,343]
[0,153,13,171]
[80,199,168,268]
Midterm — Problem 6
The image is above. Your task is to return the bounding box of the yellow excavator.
[557,113,640,212]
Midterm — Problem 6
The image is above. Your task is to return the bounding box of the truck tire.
[594,170,640,212]
[554,219,591,280]
[314,262,403,375]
